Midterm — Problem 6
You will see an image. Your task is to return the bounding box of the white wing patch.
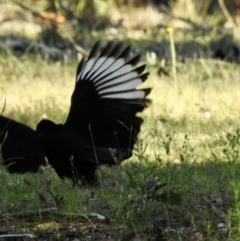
[86,56,107,79]
[96,73,140,92]
[95,64,132,85]
[90,57,115,81]
[100,90,145,99]
[96,58,125,78]
[76,42,147,101]
[98,78,142,94]
[77,59,94,81]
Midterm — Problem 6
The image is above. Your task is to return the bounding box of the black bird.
[0,41,151,186]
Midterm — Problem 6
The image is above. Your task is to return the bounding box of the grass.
[0,1,240,238]
[1,50,240,240]
[0,1,240,235]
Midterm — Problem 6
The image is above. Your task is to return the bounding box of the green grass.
[2,1,240,240]
[1,49,240,240]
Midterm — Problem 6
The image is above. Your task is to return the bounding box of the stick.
[0,234,34,238]
[2,207,57,218]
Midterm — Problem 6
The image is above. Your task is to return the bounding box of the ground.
[1,1,240,240]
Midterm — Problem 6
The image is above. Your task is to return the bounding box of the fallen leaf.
[33,221,63,230]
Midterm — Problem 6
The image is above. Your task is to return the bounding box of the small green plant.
[223,129,240,162]
[118,142,181,241]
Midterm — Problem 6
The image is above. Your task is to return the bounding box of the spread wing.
[64,41,151,152]
[0,115,46,173]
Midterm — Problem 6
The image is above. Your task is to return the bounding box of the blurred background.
[0,0,240,63]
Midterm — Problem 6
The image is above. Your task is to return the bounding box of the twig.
[203,197,227,219]
[45,211,93,219]
[14,2,57,25]
[161,5,212,33]
[61,31,89,56]
[2,208,92,221]
[0,234,34,239]
[218,0,236,27]
[2,207,57,218]
[0,39,66,61]
[76,209,94,224]
[14,1,89,56]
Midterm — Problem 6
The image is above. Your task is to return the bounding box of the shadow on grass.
[1,149,240,241]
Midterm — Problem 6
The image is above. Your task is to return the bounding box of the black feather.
[0,41,151,186]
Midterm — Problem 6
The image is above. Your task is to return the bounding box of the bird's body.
[0,116,46,173]
[0,41,151,185]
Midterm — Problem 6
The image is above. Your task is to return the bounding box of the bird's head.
[36,119,62,132]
